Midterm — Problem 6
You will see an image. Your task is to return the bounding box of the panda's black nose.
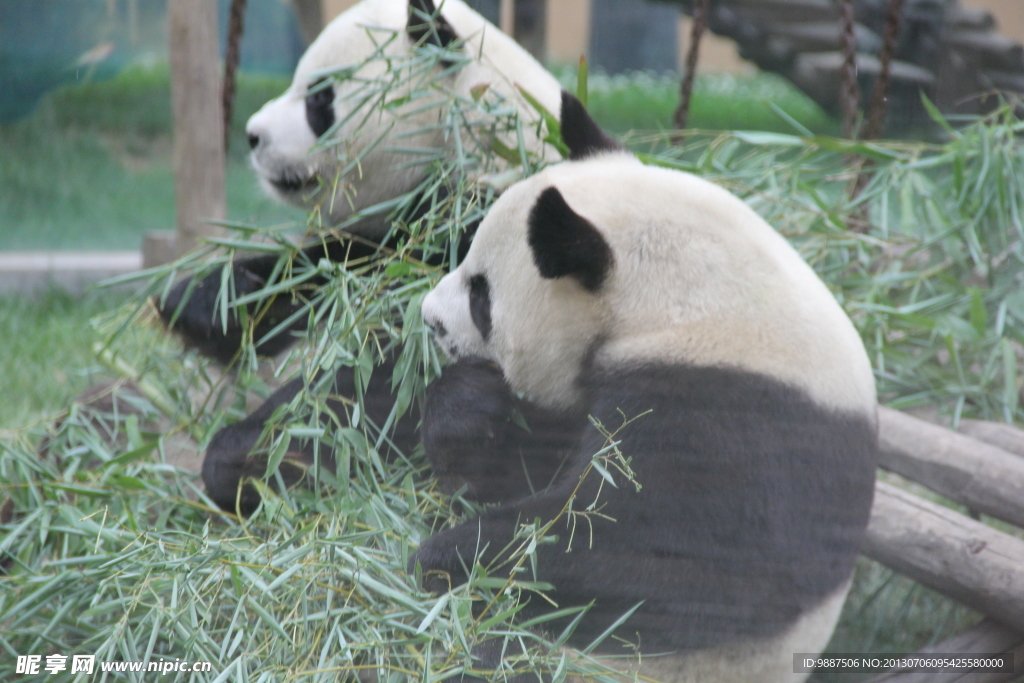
[247,133,260,150]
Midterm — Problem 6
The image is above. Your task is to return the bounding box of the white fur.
[573,580,850,683]
[422,152,876,417]
[246,0,561,235]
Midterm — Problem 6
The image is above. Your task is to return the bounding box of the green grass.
[0,289,127,431]
[0,65,834,251]
[0,65,302,251]
[561,68,838,135]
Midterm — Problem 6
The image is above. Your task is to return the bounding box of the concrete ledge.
[0,251,143,294]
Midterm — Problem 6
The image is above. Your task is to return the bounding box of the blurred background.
[2,0,1021,252]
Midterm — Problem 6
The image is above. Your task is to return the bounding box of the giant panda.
[160,0,561,363]
[413,91,879,682]
[246,0,561,231]
[185,0,562,510]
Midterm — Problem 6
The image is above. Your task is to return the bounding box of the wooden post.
[167,0,226,258]
[545,0,590,65]
[292,0,324,44]
[500,0,515,36]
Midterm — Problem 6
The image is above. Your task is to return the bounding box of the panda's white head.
[245,0,560,237]
[422,92,877,416]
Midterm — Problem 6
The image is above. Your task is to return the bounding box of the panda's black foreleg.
[203,374,310,514]
[411,479,584,593]
[158,184,481,365]
[422,357,583,505]
[202,351,420,515]
[453,638,551,683]
[158,237,388,364]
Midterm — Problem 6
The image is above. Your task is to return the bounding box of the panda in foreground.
[413,94,879,681]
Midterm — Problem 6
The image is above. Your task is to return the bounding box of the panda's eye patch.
[468,274,492,341]
[305,78,335,139]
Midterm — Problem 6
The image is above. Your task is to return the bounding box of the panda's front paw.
[410,530,472,594]
[158,264,302,364]
[422,357,513,498]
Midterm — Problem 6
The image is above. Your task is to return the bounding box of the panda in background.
[414,91,879,682]
[188,0,564,512]
[160,0,561,364]
[246,0,561,232]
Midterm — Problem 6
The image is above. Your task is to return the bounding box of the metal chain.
[838,0,860,139]
[863,0,906,140]
[674,0,710,132]
[223,0,249,152]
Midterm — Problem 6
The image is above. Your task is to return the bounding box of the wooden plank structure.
[860,412,1024,678]
[666,0,1024,131]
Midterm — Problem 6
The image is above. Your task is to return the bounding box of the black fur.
[559,90,626,161]
[449,638,547,683]
[305,78,336,139]
[158,236,394,365]
[202,352,420,514]
[414,362,877,652]
[468,274,492,341]
[407,0,459,49]
[422,357,583,505]
[158,188,480,364]
[527,186,613,292]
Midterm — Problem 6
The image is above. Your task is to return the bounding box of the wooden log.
[877,407,1024,529]
[862,481,1024,633]
[958,419,1024,459]
[981,70,1024,95]
[862,618,1024,682]
[168,0,227,257]
[764,20,881,56]
[719,0,838,25]
[947,30,1024,73]
[499,0,514,35]
[788,52,933,114]
[950,7,996,32]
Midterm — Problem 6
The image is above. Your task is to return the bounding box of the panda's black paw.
[409,530,471,594]
[157,264,303,365]
[422,357,514,498]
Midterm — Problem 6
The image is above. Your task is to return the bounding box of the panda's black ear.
[528,186,613,292]
[560,90,627,161]
[408,0,459,49]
